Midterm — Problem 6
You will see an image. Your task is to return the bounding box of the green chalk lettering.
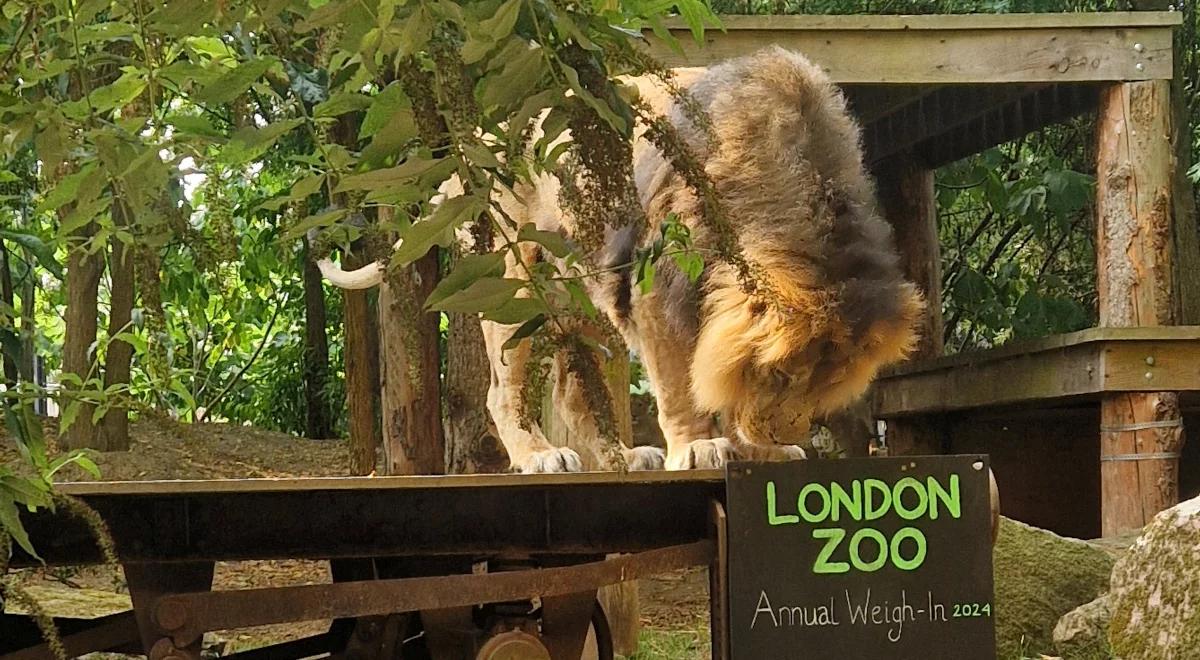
[849,528,888,572]
[890,527,928,570]
[864,479,892,521]
[893,477,929,520]
[799,483,832,524]
[928,474,961,519]
[830,480,863,522]
[812,528,850,574]
[766,481,800,525]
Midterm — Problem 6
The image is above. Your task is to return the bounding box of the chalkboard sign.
[725,455,996,659]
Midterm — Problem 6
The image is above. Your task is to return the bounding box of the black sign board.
[725,455,996,659]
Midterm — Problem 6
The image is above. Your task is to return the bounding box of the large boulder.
[1053,593,1112,659]
[993,517,1115,658]
[1108,496,1200,658]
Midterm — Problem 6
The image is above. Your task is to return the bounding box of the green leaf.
[223,118,304,165]
[0,229,63,279]
[1043,169,1094,217]
[282,208,349,242]
[462,0,522,63]
[314,92,373,118]
[517,224,571,258]
[194,58,278,106]
[674,0,716,44]
[149,0,221,35]
[113,331,149,354]
[430,277,524,313]
[427,252,507,309]
[485,297,548,325]
[37,164,99,215]
[479,45,546,112]
[360,83,410,138]
[76,22,138,45]
[560,63,626,133]
[167,113,225,140]
[335,158,447,193]
[395,6,434,57]
[392,196,488,264]
[0,492,38,560]
[461,142,501,169]
[501,313,547,351]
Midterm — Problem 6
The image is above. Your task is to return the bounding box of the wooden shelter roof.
[644,12,1181,166]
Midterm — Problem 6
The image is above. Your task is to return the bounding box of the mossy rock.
[1108,496,1200,659]
[1054,594,1114,659]
[993,517,1115,659]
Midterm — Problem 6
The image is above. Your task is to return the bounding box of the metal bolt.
[1136,62,1146,72]
[1134,43,1145,53]
[1146,356,1155,366]
[972,461,984,471]
[155,600,189,632]
[1146,372,1154,380]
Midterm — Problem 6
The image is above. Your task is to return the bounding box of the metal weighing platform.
[2,471,730,660]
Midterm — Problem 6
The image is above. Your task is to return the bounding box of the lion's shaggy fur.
[595,47,923,444]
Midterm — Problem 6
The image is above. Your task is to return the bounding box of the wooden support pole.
[1096,80,1186,536]
[872,152,943,457]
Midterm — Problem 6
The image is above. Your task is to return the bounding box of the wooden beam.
[645,12,1177,83]
[873,152,942,456]
[1096,80,1184,536]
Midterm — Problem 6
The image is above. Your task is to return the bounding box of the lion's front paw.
[665,437,740,470]
[623,445,666,471]
[741,443,808,462]
[514,447,584,473]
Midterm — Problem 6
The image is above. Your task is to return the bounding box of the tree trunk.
[444,308,507,473]
[379,245,445,475]
[0,240,18,387]
[61,232,104,450]
[99,228,134,452]
[302,236,333,439]
[343,243,381,475]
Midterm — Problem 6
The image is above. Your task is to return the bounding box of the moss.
[1108,498,1200,659]
[992,517,1115,659]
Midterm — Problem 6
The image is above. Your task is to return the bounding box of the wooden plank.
[873,333,1200,417]
[645,20,1174,82]
[886,326,1200,376]
[52,469,725,497]
[664,12,1181,31]
[1096,79,1184,536]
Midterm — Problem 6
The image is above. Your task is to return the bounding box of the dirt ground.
[2,418,710,657]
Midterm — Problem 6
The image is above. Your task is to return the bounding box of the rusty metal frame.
[148,541,714,648]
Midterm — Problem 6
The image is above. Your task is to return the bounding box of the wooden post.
[1096,80,1186,536]
[873,152,943,456]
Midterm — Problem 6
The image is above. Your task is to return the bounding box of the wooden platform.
[15,470,725,568]
[873,327,1200,417]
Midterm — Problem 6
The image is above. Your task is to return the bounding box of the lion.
[315,46,924,474]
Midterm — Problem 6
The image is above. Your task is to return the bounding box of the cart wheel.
[590,600,614,660]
